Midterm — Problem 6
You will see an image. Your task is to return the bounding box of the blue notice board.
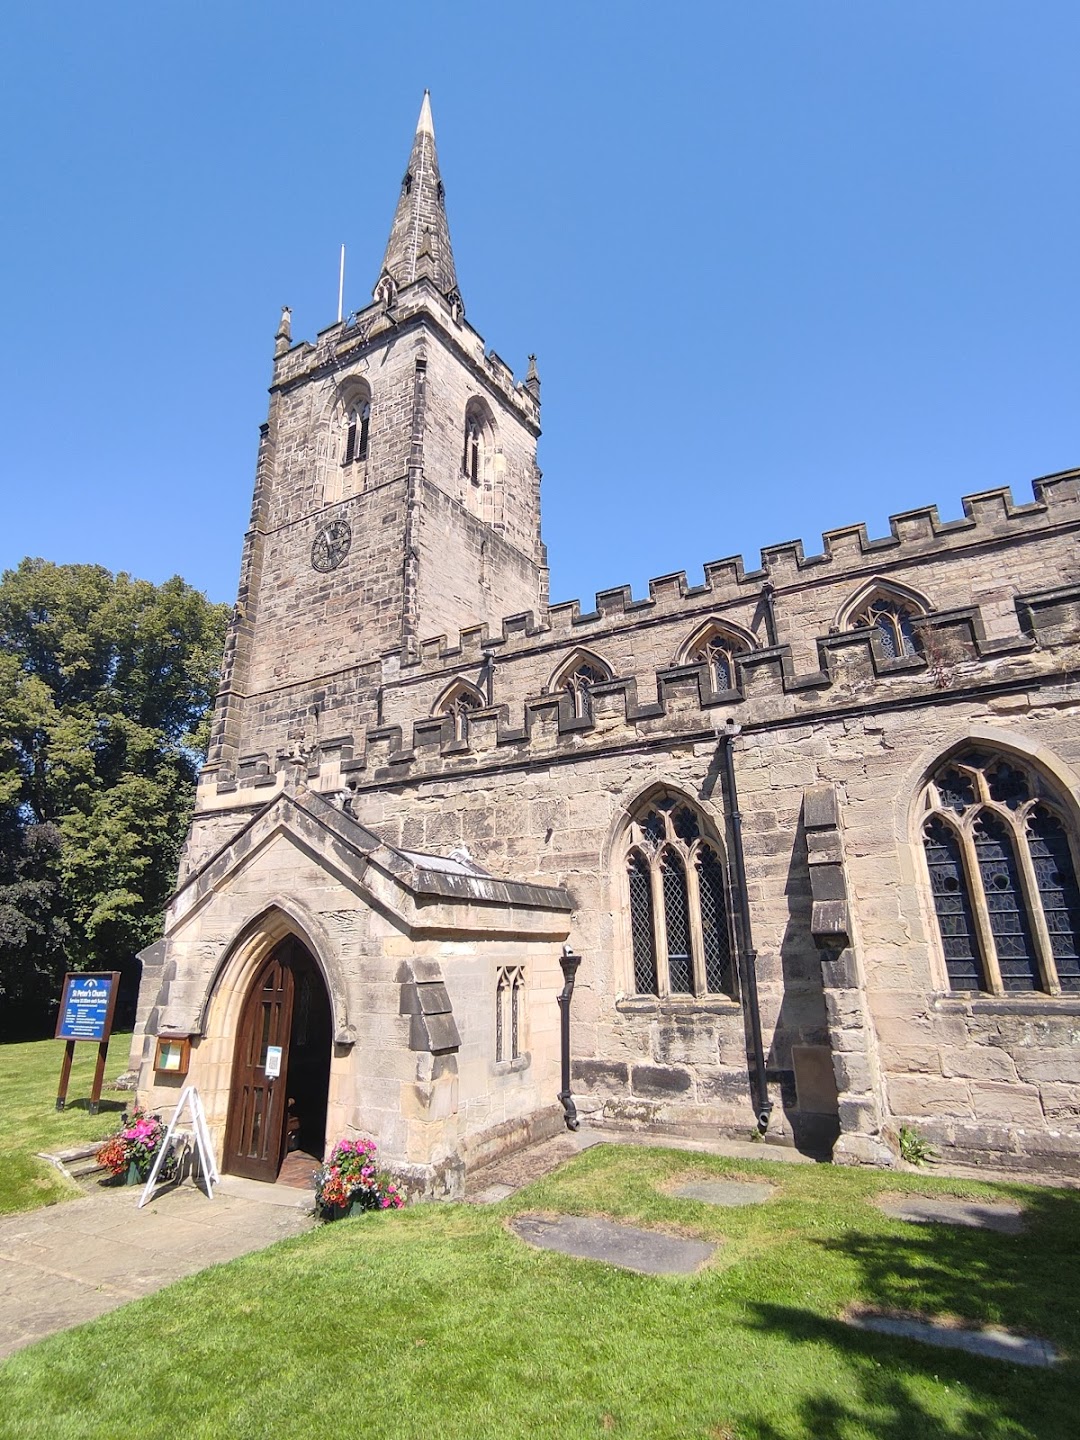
[56,972,118,1042]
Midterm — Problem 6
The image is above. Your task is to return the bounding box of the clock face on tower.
[311,518,352,573]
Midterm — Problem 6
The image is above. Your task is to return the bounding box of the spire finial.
[375,92,459,302]
[525,354,541,402]
[417,89,434,137]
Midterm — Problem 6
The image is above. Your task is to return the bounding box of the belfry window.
[624,793,737,999]
[921,750,1080,995]
[343,395,371,466]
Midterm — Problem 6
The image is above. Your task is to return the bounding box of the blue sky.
[2,3,1077,611]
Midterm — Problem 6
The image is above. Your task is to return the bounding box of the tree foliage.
[0,559,229,1036]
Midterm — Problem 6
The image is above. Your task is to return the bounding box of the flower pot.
[125,1161,143,1186]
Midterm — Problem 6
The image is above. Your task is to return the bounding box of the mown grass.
[0,1142,1076,1439]
[0,1032,131,1213]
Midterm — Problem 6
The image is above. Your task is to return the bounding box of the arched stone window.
[434,681,485,744]
[680,621,754,692]
[841,580,929,659]
[462,397,496,513]
[495,965,524,1062]
[623,792,737,999]
[344,398,371,466]
[921,749,1080,995]
[550,652,612,723]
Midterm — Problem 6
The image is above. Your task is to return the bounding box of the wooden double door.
[223,938,331,1182]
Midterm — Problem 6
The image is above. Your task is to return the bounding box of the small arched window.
[340,381,372,468]
[435,682,484,745]
[624,793,737,999]
[842,582,929,659]
[550,654,611,722]
[463,398,495,486]
[921,749,1080,995]
[682,624,752,692]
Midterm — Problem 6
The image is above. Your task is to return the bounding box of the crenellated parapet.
[194,575,1080,809]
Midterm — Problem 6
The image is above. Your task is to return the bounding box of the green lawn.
[0,1143,1076,1440]
[0,1032,131,1213]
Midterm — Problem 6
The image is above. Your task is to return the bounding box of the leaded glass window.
[851,595,920,658]
[921,750,1080,995]
[623,793,737,999]
[562,661,608,721]
[684,628,748,693]
[437,685,483,744]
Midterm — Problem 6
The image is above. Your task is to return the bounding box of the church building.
[132,94,1080,1193]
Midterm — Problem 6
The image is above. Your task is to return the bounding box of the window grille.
[623,792,737,1000]
[921,749,1080,995]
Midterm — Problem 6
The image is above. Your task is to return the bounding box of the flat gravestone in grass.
[845,1310,1059,1368]
[876,1194,1025,1234]
[671,1179,774,1207]
[511,1214,716,1275]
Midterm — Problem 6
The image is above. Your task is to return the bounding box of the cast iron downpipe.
[718,718,773,1132]
[557,945,581,1130]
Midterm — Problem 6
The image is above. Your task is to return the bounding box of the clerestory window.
[561,661,608,722]
[921,749,1080,995]
[434,683,484,745]
[850,594,921,658]
[625,793,737,999]
[683,626,750,691]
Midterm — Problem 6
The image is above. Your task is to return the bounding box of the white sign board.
[264,1045,283,1079]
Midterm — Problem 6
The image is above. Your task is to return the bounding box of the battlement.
[385,470,1080,672]
[270,281,540,428]
[195,580,1080,809]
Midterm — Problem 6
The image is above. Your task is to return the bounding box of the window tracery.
[435,683,484,744]
[921,749,1080,994]
[623,792,736,999]
[561,660,609,721]
[495,965,524,1062]
[343,398,371,465]
[683,626,750,691]
[849,593,922,658]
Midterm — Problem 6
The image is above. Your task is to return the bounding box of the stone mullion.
[649,854,671,998]
[1014,805,1061,995]
[959,817,1003,995]
[685,841,708,996]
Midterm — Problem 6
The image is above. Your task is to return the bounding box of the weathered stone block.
[630,1064,693,1098]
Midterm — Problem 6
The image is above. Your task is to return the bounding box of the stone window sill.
[932,993,1080,1017]
[615,995,740,1016]
[493,1053,531,1075]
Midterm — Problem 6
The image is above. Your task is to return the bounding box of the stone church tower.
[207,92,546,783]
[134,94,1080,1193]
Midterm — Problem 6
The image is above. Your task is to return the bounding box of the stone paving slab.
[672,1179,775,1207]
[876,1194,1025,1233]
[846,1310,1059,1367]
[511,1213,716,1275]
[0,1180,313,1360]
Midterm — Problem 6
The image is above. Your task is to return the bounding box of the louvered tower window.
[624,793,738,999]
[921,750,1080,995]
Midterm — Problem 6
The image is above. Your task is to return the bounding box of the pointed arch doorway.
[223,936,332,1182]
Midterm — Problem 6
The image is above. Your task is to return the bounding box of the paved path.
[0,1179,312,1360]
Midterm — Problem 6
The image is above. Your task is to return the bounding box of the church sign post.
[54,972,121,1114]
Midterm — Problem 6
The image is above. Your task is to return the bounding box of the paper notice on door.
[264,1045,283,1079]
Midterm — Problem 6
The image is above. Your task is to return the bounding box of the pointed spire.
[376,91,460,304]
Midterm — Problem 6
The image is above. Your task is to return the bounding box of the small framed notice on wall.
[154,1036,191,1076]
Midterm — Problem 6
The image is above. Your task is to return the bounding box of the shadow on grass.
[809,1183,1080,1352]
[741,1303,1075,1440]
[61,1098,126,1115]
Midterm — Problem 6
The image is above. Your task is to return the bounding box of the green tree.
[0,560,229,1036]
